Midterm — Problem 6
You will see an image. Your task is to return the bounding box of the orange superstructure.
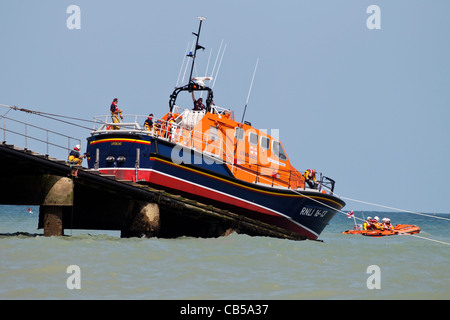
[155,106,306,190]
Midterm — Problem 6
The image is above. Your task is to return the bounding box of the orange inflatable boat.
[342,224,420,237]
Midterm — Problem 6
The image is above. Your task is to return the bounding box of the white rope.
[340,196,450,221]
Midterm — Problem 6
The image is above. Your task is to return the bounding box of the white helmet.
[75,144,81,150]
[374,216,379,221]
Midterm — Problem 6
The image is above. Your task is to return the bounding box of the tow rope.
[340,196,450,221]
[1,103,99,131]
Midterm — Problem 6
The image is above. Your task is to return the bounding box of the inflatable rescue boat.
[342,224,420,237]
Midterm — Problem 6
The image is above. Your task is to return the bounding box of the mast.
[187,16,206,89]
[169,17,213,112]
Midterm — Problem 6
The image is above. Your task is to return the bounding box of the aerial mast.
[169,17,214,112]
[187,16,206,89]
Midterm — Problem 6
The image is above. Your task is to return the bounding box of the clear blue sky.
[1,0,449,214]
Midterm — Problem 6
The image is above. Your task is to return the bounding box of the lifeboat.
[85,18,346,240]
[342,224,421,237]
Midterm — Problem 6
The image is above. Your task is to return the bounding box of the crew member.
[303,169,317,189]
[144,113,154,132]
[166,113,176,141]
[382,218,393,231]
[192,92,205,111]
[373,216,383,230]
[363,217,373,230]
[68,144,85,165]
[110,98,123,129]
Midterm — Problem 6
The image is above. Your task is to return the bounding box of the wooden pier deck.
[0,142,306,240]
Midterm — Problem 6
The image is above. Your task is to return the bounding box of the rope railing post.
[24,123,27,149]
[46,130,50,155]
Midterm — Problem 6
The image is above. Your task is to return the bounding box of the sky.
[1,0,449,214]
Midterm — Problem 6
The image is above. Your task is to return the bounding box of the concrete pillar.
[42,206,64,237]
[39,176,74,237]
[121,202,160,238]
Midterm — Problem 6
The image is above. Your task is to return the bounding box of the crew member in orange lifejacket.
[165,113,175,139]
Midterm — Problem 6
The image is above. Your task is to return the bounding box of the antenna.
[182,41,196,84]
[241,58,259,123]
[176,42,191,87]
[233,58,260,165]
[212,43,227,89]
[210,39,223,84]
[200,48,213,98]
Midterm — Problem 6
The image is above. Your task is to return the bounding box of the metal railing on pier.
[2,116,81,157]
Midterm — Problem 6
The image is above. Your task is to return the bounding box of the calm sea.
[0,205,449,301]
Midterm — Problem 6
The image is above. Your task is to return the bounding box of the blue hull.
[86,133,345,240]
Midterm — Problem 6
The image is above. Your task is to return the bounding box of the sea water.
[0,205,448,300]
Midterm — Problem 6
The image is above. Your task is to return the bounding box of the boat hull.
[86,134,345,240]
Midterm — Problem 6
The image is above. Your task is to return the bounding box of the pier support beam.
[121,202,160,238]
[39,176,74,237]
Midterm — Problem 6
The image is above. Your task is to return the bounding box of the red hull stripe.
[151,157,341,207]
[98,167,319,239]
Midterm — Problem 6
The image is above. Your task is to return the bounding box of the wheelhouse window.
[234,127,244,141]
[248,132,258,146]
[272,140,287,161]
[260,136,270,150]
[209,126,219,142]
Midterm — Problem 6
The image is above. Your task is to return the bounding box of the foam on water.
[0,205,449,299]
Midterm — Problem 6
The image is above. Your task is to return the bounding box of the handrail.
[2,116,81,155]
[92,114,147,130]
